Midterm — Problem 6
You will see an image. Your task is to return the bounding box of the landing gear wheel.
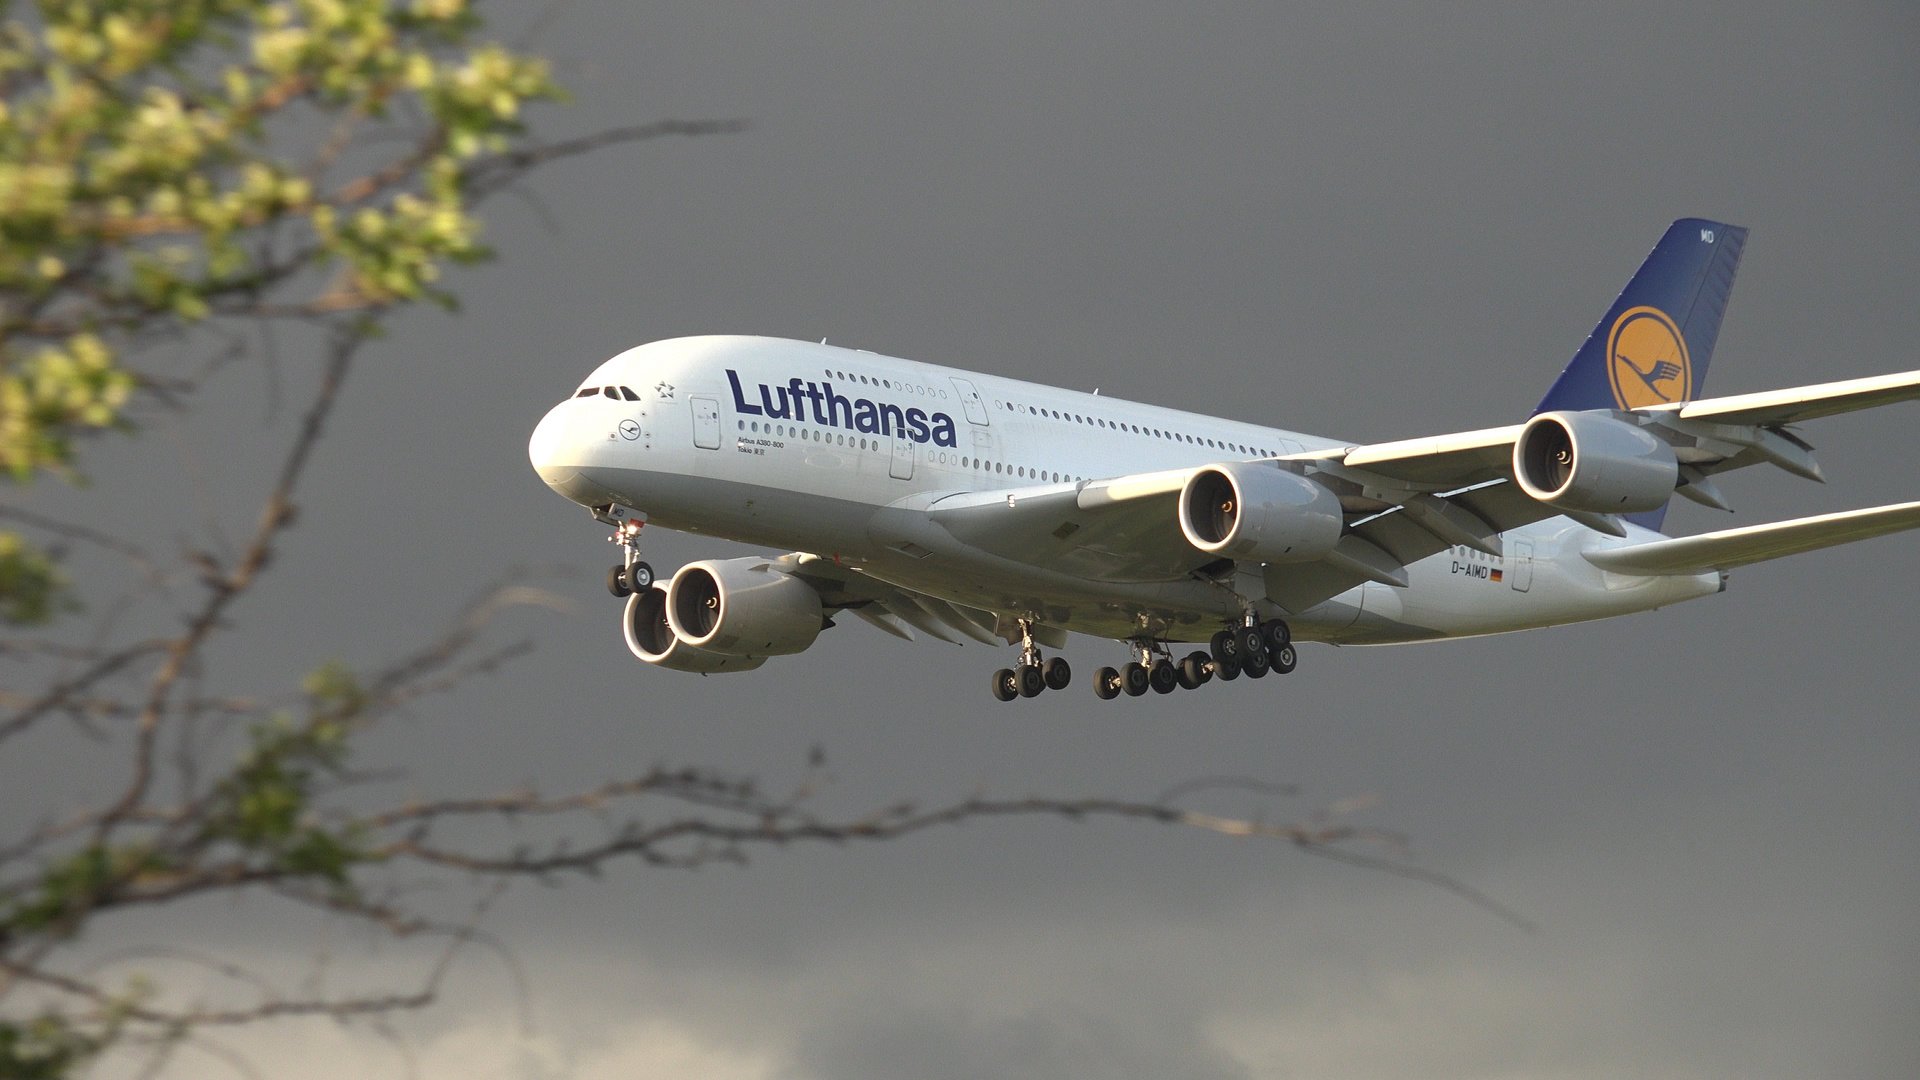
[1149,659,1179,694]
[1122,662,1150,697]
[1213,653,1241,680]
[1176,652,1209,690]
[1237,626,1267,662]
[624,561,654,592]
[991,668,1019,701]
[1043,656,1072,691]
[1239,631,1270,679]
[607,564,633,598]
[1093,666,1123,700]
[1209,629,1241,670]
[1260,620,1291,653]
[1017,663,1046,698]
[1271,643,1298,674]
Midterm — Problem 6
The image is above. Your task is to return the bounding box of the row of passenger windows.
[823,367,949,400]
[739,419,1085,483]
[577,385,641,400]
[992,398,1275,457]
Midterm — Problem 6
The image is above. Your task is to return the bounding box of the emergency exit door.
[1509,538,1533,592]
[890,433,914,479]
[691,396,720,449]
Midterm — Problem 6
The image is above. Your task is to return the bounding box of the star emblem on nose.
[654,382,675,400]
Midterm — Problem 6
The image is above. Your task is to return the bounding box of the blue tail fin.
[1533,218,1748,530]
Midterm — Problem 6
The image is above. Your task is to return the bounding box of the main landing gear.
[991,620,1071,702]
[1090,618,1296,700]
[601,514,655,598]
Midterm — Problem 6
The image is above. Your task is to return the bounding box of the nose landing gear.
[601,514,655,598]
[991,620,1072,702]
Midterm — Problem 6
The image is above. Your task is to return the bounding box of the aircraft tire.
[992,668,1019,701]
[1017,663,1046,698]
[1237,626,1267,663]
[1093,666,1122,699]
[1043,656,1072,690]
[1122,662,1150,697]
[1271,644,1298,674]
[1177,652,1208,690]
[1149,659,1179,694]
[1260,620,1290,652]
[607,565,632,598]
[1209,629,1240,669]
[625,561,654,592]
[1240,633,1270,679]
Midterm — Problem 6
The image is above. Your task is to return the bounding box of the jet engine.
[664,558,825,658]
[1513,411,1678,514]
[623,586,766,673]
[1178,461,1343,563]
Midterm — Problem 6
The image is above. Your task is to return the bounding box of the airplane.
[528,219,1920,701]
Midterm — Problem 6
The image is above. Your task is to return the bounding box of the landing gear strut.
[601,513,654,598]
[991,620,1071,702]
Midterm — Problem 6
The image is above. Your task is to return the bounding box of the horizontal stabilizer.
[1582,500,1920,576]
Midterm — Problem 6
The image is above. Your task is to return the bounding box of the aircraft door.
[691,396,721,450]
[1509,538,1533,592]
[950,378,990,425]
[890,433,914,479]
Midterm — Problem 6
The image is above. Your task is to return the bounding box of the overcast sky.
[15,3,1919,1078]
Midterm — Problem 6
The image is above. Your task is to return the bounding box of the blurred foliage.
[0,0,560,624]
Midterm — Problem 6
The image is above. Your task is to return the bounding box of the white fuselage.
[529,336,1721,646]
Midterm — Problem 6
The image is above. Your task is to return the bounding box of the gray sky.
[15,2,1918,1078]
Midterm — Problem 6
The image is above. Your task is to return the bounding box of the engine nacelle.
[1513,411,1678,514]
[623,587,766,673]
[665,558,824,658]
[1179,462,1343,563]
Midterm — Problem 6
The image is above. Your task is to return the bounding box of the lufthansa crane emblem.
[1606,305,1691,409]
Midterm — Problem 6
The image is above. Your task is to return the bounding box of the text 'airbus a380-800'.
[529,219,1920,701]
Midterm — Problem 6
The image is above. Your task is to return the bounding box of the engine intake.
[1514,411,1678,514]
[665,558,824,658]
[1178,462,1343,563]
[624,587,766,672]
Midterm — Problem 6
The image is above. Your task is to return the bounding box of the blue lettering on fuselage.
[727,368,959,447]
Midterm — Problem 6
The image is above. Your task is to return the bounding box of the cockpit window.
[619,386,640,400]
[574,388,596,398]
[603,386,618,397]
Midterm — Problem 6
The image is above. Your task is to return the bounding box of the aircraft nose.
[528,401,574,482]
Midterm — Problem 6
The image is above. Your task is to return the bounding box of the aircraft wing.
[1656,369,1920,426]
[1581,500,1920,576]
[902,471,1214,583]
[848,368,1920,623]
[776,552,1012,645]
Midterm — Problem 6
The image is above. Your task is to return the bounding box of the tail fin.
[1533,217,1749,529]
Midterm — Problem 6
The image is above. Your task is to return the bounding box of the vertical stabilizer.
[1534,218,1748,529]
